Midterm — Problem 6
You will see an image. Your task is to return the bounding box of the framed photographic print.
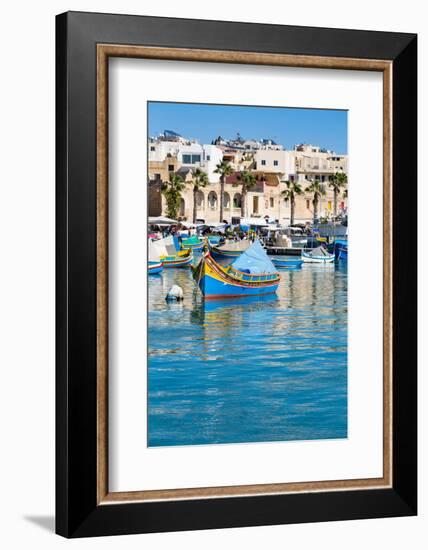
[56,11,417,538]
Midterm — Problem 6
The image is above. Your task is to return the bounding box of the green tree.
[305,180,327,223]
[281,180,304,226]
[161,173,185,219]
[329,171,348,216]
[214,160,233,222]
[189,168,209,223]
[237,170,257,218]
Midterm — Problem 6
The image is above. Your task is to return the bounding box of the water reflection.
[148,262,347,446]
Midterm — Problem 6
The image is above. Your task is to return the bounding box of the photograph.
[147,102,349,447]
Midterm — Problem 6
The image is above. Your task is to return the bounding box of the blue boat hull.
[272,258,303,269]
[199,274,279,299]
[148,261,163,274]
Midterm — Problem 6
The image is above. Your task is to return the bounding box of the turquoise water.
[148,258,347,447]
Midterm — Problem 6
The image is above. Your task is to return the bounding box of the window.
[269,197,274,207]
[233,193,242,208]
[223,192,230,208]
[306,199,310,209]
[273,160,278,166]
[150,146,156,151]
[182,154,201,164]
[179,198,185,216]
[196,191,204,209]
[261,160,266,166]
[168,165,174,172]
[208,191,218,209]
[206,155,211,161]
[327,201,332,211]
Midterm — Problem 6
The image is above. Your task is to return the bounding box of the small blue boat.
[180,235,204,251]
[194,240,280,299]
[272,257,303,269]
[332,238,348,261]
[148,261,163,274]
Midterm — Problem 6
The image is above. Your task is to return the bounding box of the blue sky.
[148,102,348,154]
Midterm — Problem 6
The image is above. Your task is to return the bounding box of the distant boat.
[272,257,303,269]
[151,236,193,267]
[180,235,204,251]
[194,240,280,299]
[302,246,335,263]
[209,239,251,260]
[148,238,164,274]
[207,235,221,245]
[329,238,348,261]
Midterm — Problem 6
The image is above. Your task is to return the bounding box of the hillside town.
[148,130,348,226]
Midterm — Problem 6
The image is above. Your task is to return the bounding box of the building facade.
[148,133,348,225]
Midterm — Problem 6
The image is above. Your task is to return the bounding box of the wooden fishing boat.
[148,239,164,273]
[208,239,251,260]
[148,261,163,274]
[180,235,204,251]
[207,235,221,245]
[194,240,280,299]
[302,246,335,263]
[151,236,194,268]
[272,257,303,269]
[328,238,348,261]
[162,249,193,267]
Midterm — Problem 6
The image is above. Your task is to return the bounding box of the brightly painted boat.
[148,239,164,274]
[302,246,335,263]
[207,235,221,245]
[328,238,348,261]
[209,239,252,260]
[272,257,303,269]
[148,261,164,274]
[193,240,280,299]
[180,235,204,251]
[151,236,193,267]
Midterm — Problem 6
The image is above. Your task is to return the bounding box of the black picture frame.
[56,11,417,538]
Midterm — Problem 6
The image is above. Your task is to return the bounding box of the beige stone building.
[148,136,348,225]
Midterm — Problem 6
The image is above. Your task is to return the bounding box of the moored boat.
[272,257,303,269]
[209,239,251,260]
[193,240,280,299]
[329,238,348,261]
[151,236,194,267]
[302,246,335,263]
[180,235,204,251]
[148,261,164,274]
[148,238,164,274]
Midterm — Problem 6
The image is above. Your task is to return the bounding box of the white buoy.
[166,285,184,301]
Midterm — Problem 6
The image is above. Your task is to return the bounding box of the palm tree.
[161,173,185,219]
[214,160,233,222]
[237,170,257,217]
[329,171,348,217]
[305,180,327,223]
[281,180,304,226]
[189,168,209,223]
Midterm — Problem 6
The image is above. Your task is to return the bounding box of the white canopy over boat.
[150,238,169,259]
[148,239,163,262]
[163,235,177,255]
[232,240,277,274]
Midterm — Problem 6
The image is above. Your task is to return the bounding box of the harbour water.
[148,258,347,447]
